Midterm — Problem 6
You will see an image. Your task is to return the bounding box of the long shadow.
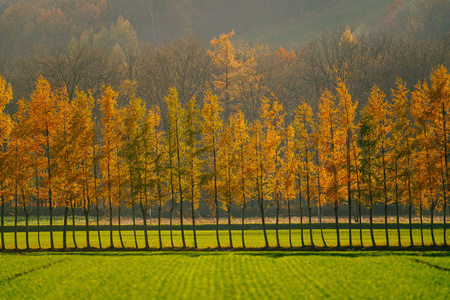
[2,247,448,259]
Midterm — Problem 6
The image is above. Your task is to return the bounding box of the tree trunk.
[169,196,174,248]
[317,168,327,247]
[25,210,29,250]
[213,144,221,249]
[440,158,447,246]
[442,103,448,246]
[369,202,375,247]
[46,127,54,250]
[141,204,149,249]
[431,198,436,246]
[308,199,314,247]
[227,201,233,248]
[132,199,138,249]
[420,200,424,246]
[409,203,414,246]
[242,197,246,249]
[1,191,4,250]
[359,202,363,248]
[159,198,163,249]
[96,203,102,249]
[84,209,90,249]
[259,198,269,248]
[347,131,352,247]
[288,199,292,248]
[14,184,18,250]
[276,195,280,248]
[63,206,69,249]
[395,162,401,247]
[299,191,304,247]
[71,204,77,249]
[118,204,125,249]
[335,203,341,247]
[191,195,197,249]
[36,172,41,249]
[22,189,29,250]
[382,144,389,247]
[118,175,125,249]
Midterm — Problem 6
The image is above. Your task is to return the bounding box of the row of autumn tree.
[0,65,449,250]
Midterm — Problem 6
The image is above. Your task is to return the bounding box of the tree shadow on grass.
[3,246,448,259]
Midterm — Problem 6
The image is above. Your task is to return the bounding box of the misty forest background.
[0,0,449,222]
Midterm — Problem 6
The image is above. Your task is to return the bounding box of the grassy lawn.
[0,250,449,299]
[1,227,448,249]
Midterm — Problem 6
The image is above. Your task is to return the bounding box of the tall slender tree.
[166,87,187,248]
[98,85,120,249]
[28,76,60,250]
[295,102,316,247]
[336,79,357,247]
[0,75,12,250]
[202,89,223,248]
[185,97,202,249]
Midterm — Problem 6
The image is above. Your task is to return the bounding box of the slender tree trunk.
[36,172,41,249]
[191,193,197,249]
[242,194,246,248]
[71,204,77,249]
[442,103,448,246]
[129,168,138,249]
[305,158,314,247]
[22,189,29,250]
[228,202,233,248]
[132,199,138,249]
[46,127,54,250]
[440,158,447,246]
[347,130,352,247]
[241,145,246,249]
[25,210,29,250]
[118,175,125,249]
[259,197,269,248]
[335,203,341,247]
[359,202,363,247]
[83,178,91,249]
[420,199,424,246]
[408,202,413,246]
[431,198,436,246]
[308,199,314,247]
[407,153,414,246]
[382,144,389,247]
[213,143,221,249]
[276,195,280,248]
[141,202,149,249]
[288,199,292,248]
[369,199,375,247]
[157,172,163,249]
[84,206,90,249]
[352,143,363,247]
[395,161,401,247]
[368,158,375,247]
[14,186,17,250]
[299,184,304,247]
[1,191,4,250]
[118,204,125,249]
[257,139,269,248]
[158,199,162,249]
[63,205,69,249]
[317,168,327,247]
[96,203,102,249]
[174,117,186,249]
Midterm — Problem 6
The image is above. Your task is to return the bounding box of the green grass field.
[1,227,448,249]
[1,251,449,299]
